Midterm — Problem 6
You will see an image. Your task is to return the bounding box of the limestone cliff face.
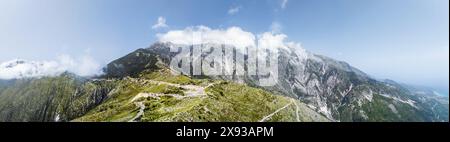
[138,42,448,122]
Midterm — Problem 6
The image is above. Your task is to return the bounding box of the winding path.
[259,99,300,122]
[293,100,300,122]
[128,79,217,122]
[259,101,293,122]
[128,102,145,122]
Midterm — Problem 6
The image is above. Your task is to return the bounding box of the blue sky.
[0,0,448,95]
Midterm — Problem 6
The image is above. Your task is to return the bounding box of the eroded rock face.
[145,42,448,122]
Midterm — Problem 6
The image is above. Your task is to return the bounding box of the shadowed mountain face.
[0,42,448,122]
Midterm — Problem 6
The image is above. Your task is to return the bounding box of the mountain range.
[0,42,448,122]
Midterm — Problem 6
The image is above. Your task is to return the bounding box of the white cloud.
[57,54,103,77]
[270,21,283,33]
[0,59,63,80]
[152,16,168,30]
[258,32,290,51]
[0,54,103,80]
[228,6,241,15]
[157,26,256,49]
[281,0,288,9]
[157,25,305,54]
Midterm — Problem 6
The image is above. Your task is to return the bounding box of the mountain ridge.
[0,42,448,122]
[114,42,447,122]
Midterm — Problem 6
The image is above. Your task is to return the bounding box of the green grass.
[74,71,328,122]
[139,69,201,85]
[0,69,328,122]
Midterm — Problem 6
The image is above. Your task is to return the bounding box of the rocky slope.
[75,69,328,122]
[0,67,328,122]
[0,73,117,122]
[0,42,447,122]
[111,42,447,122]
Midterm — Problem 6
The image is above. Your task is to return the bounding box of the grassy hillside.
[0,73,117,122]
[75,69,329,122]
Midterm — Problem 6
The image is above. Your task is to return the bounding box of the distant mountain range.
[0,42,448,122]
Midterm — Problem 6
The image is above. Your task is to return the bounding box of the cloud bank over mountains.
[157,26,256,48]
[157,25,304,51]
[0,54,103,80]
